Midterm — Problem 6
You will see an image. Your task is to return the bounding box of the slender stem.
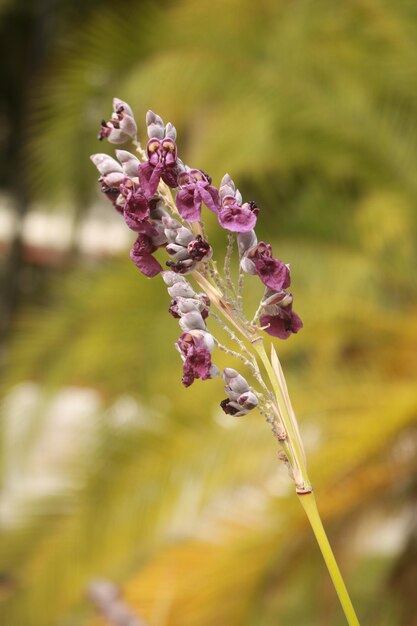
[224,233,237,297]
[251,288,267,325]
[298,492,361,626]
[237,266,245,312]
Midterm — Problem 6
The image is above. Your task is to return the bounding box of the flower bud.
[166,243,190,261]
[219,173,235,199]
[237,391,258,410]
[90,153,123,177]
[240,256,257,274]
[115,150,140,178]
[162,271,187,287]
[167,281,196,298]
[176,297,204,314]
[261,290,293,315]
[146,110,165,140]
[237,231,258,257]
[165,122,177,141]
[179,311,206,332]
[221,369,258,416]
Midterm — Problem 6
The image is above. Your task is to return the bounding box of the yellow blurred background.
[1,1,417,625]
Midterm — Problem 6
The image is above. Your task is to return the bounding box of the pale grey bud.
[176,297,203,314]
[175,227,194,247]
[237,231,258,257]
[234,188,243,204]
[166,243,190,261]
[146,110,165,139]
[165,122,177,141]
[115,150,140,177]
[223,368,250,395]
[90,153,123,176]
[240,256,257,274]
[237,391,258,410]
[179,311,206,332]
[168,282,196,298]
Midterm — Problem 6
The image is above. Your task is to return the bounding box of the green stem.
[298,492,361,626]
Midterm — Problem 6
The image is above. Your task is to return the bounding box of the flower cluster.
[90,100,362,619]
[91,97,302,417]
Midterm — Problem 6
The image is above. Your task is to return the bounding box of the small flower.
[218,197,258,233]
[217,174,258,233]
[243,242,291,291]
[98,98,137,144]
[130,233,163,278]
[139,111,179,197]
[176,331,217,387]
[119,179,150,230]
[175,169,220,221]
[259,290,303,339]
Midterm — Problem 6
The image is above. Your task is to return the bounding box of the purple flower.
[260,311,303,339]
[98,98,137,144]
[217,196,258,233]
[259,290,303,339]
[175,169,220,221]
[176,332,214,387]
[216,174,259,233]
[129,233,163,278]
[119,179,150,231]
[139,138,179,197]
[245,242,291,291]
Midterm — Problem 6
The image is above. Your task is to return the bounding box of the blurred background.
[1,0,417,625]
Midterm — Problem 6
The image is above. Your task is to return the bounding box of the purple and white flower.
[138,110,179,197]
[217,174,259,233]
[175,168,220,221]
[98,98,137,144]
[242,242,291,291]
[259,290,303,339]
